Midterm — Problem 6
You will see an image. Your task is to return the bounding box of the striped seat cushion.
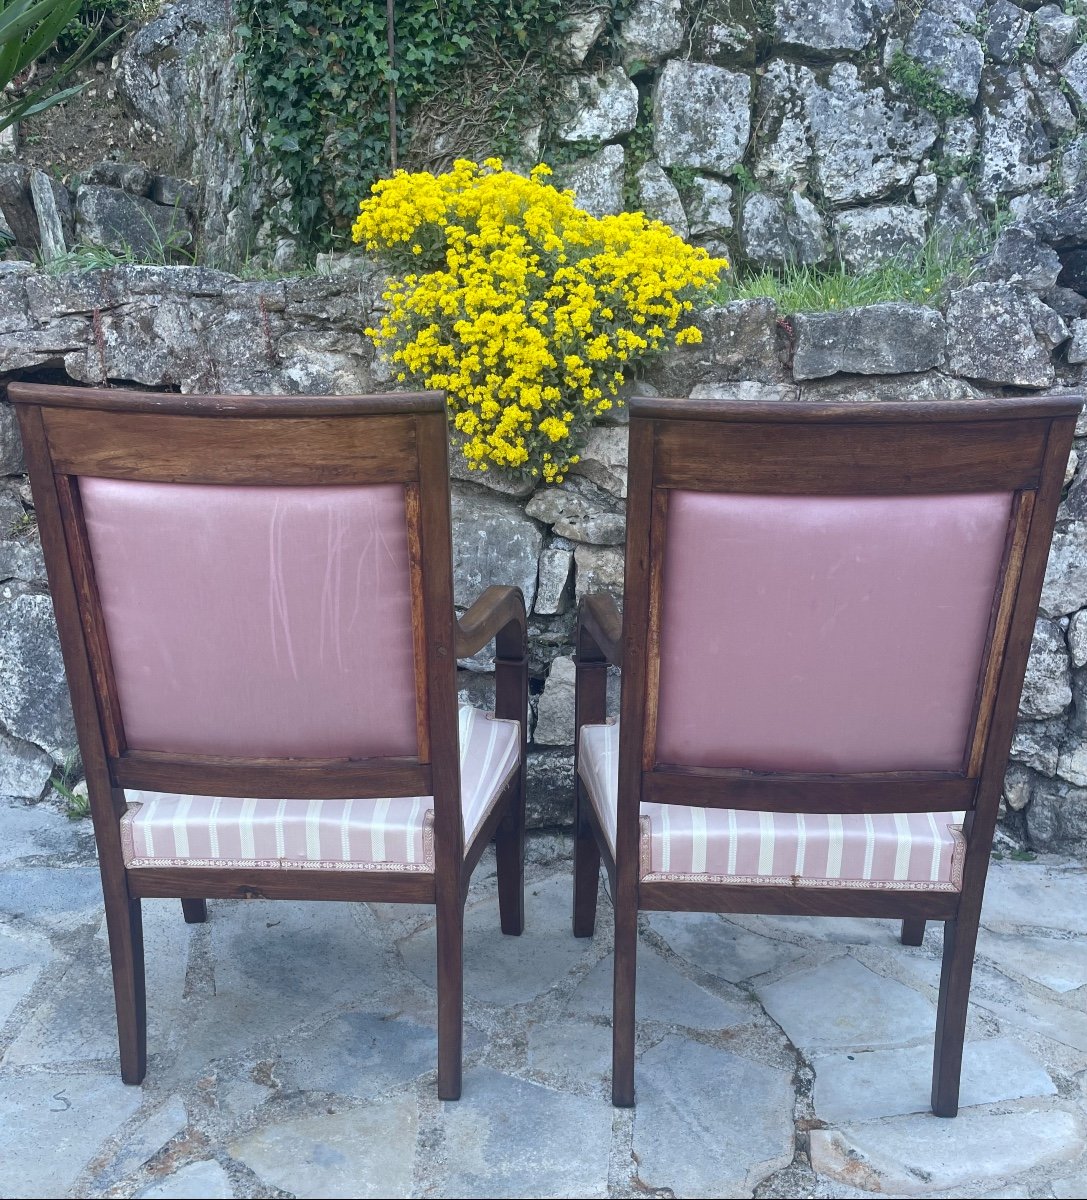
[121,707,520,872]
[578,721,965,891]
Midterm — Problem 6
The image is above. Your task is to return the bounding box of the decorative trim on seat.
[121,707,519,872]
[579,721,965,893]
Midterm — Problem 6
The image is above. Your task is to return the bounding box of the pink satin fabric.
[80,478,419,758]
[655,490,1012,772]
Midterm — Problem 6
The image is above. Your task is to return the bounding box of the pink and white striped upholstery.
[121,707,520,872]
[578,721,965,891]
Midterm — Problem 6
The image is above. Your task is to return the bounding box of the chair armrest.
[575,592,621,734]
[455,585,527,660]
[578,592,622,667]
[456,586,527,727]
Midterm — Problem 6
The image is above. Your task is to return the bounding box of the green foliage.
[889,50,972,120]
[0,0,116,132]
[56,0,154,54]
[933,151,979,184]
[714,233,982,314]
[50,751,87,820]
[42,210,195,271]
[237,0,572,254]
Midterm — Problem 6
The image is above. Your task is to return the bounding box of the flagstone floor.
[2,794,1086,1199]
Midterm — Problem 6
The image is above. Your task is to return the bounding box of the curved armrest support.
[575,592,622,735]
[578,592,622,668]
[456,586,527,660]
[456,586,528,727]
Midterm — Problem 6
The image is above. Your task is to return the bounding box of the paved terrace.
[2,795,1086,1200]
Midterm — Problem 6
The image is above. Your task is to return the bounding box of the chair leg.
[931,915,979,1117]
[573,781,601,938]
[104,894,147,1084]
[495,784,525,936]
[181,899,208,924]
[901,917,926,946]
[611,898,637,1107]
[435,891,464,1101]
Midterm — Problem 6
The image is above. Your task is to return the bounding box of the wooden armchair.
[8,383,529,1101]
[572,394,1080,1115]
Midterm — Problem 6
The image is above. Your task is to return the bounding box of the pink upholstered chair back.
[654,490,1012,774]
[79,478,419,759]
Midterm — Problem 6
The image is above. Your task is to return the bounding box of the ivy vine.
[235,0,583,254]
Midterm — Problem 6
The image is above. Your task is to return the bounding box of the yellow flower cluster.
[354,159,727,483]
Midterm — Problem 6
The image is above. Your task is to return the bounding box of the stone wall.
[3,235,1087,847]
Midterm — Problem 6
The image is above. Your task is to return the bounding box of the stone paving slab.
[2,795,1086,1199]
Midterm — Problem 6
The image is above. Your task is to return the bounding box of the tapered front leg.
[105,894,147,1084]
[436,893,465,1100]
[931,915,980,1117]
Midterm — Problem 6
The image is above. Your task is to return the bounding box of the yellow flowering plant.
[353,158,727,483]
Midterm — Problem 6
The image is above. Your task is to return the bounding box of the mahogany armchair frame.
[8,383,529,1101]
[572,393,1080,1115]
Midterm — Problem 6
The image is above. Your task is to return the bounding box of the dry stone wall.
[2,245,1087,846]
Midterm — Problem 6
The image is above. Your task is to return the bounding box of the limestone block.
[535,546,573,616]
[1042,520,1087,616]
[29,170,74,262]
[555,66,639,143]
[1004,763,1035,811]
[1068,609,1087,666]
[525,476,625,545]
[570,426,628,498]
[74,186,192,258]
[556,143,625,218]
[689,6,757,67]
[653,59,751,175]
[775,0,891,53]
[798,372,979,404]
[934,177,983,251]
[905,8,984,102]
[978,66,1052,204]
[1026,783,1087,849]
[685,174,734,237]
[751,59,816,193]
[1020,617,1072,718]
[984,1,1032,65]
[741,191,830,268]
[81,161,153,196]
[533,655,576,746]
[0,164,38,249]
[792,304,945,380]
[1035,5,1078,67]
[618,0,684,70]
[806,64,938,205]
[648,299,784,393]
[1062,43,1087,107]
[975,226,1062,292]
[0,401,23,474]
[1010,718,1063,775]
[946,282,1066,388]
[0,730,54,800]
[1025,63,1077,140]
[0,591,77,756]
[451,484,543,613]
[635,161,688,238]
[558,8,609,67]
[833,204,927,271]
[574,544,624,604]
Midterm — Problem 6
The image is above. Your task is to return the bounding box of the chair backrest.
[617,395,1079,837]
[9,385,463,849]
